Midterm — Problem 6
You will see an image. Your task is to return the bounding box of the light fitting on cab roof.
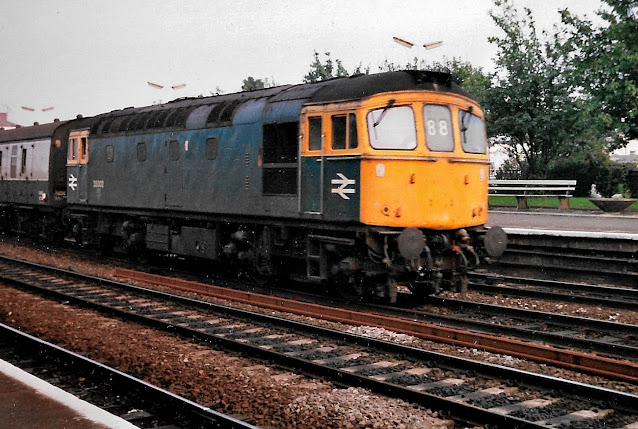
[394,37,443,51]
[424,41,443,50]
[22,106,55,112]
[393,37,414,48]
[148,82,187,90]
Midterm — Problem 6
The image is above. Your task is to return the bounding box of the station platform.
[487,208,638,238]
[0,359,137,429]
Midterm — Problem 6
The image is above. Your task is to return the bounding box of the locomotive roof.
[0,119,70,143]
[0,71,475,141]
[88,70,473,136]
[303,70,469,104]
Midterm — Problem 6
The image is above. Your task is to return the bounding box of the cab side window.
[308,117,322,151]
[348,114,358,149]
[331,113,358,150]
[79,137,89,162]
[68,138,78,162]
[332,115,347,149]
[67,130,90,164]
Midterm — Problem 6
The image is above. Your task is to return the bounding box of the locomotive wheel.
[407,281,440,298]
[97,235,114,256]
[454,251,469,293]
[334,277,365,302]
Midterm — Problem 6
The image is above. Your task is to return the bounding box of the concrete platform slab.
[0,358,137,429]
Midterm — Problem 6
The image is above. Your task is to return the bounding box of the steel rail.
[368,294,638,360]
[493,247,638,287]
[114,268,638,383]
[2,256,638,427]
[469,272,638,309]
[0,252,636,382]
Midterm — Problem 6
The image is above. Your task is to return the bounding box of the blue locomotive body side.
[69,88,362,224]
[82,125,293,218]
[75,103,307,220]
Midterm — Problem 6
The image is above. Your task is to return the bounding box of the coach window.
[331,113,358,150]
[10,146,17,178]
[169,140,180,161]
[423,105,453,152]
[308,116,322,151]
[21,148,27,175]
[205,137,219,160]
[137,142,147,162]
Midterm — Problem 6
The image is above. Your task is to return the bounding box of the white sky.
[1,0,602,126]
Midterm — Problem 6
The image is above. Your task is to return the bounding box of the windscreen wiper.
[373,99,396,127]
[460,105,474,132]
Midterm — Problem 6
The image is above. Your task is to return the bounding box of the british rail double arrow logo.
[68,174,78,191]
[331,173,356,200]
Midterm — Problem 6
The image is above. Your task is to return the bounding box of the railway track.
[117,268,638,383]
[491,231,638,287]
[1,257,637,428]
[0,322,257,429]
[469,272,638,309]
[373,293,638,362]
[116,262,638,365]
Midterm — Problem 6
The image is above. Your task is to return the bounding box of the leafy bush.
[547,150,633,197]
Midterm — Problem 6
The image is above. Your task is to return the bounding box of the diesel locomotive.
[0,70,506,301]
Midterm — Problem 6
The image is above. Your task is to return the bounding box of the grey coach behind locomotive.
[0,119,71,210]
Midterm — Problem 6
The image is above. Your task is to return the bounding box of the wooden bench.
[488,179,577,210]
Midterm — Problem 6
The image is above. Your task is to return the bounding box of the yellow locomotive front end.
[360,91,489,229]
[355,90,502,297]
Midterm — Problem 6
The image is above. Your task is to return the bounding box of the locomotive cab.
[300,88,500,298]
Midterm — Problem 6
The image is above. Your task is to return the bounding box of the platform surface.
[488,208,638,236]
[0,358,137,429]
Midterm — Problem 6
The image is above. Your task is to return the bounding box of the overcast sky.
[1,0,602,126]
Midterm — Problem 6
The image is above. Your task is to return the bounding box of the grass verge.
[489,196,638,211]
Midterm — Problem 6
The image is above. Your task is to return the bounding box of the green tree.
[429,58,491,107]
[303,51,349,83]
[562,0,638,146]
[241,76,265,91]
[485,0,596,178]
[241,77,276,91]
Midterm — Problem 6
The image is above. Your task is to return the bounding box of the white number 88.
[426,120,449,136]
